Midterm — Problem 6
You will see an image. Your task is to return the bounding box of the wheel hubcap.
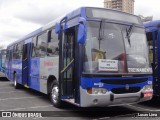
[51,86,59,103]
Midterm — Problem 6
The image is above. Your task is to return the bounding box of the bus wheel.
[50,81,62,108]
[14,73,20,89]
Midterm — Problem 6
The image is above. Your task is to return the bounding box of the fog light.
[92,88,99,94]
[93,99,98,104]
[100,88,108,94]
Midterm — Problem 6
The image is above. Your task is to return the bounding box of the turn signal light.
[87,88,92,94]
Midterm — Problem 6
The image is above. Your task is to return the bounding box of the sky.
[0,0,159,48]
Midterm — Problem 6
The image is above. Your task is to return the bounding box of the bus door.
[22,43,31,86]
[59,27,76,100]
[147,31,159,94]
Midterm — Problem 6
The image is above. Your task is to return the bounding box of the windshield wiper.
[126,24,135,46]
[98,19,105,49]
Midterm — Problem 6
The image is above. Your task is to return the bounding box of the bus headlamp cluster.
[142,85,153,92]
[87,88,108,94]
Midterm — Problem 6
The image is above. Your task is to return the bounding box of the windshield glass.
[121,26,150,73]
[83,21,151,74]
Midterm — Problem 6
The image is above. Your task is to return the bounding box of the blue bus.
[144,20,160,96]
[0,49,6,77]
[5,7,153,107]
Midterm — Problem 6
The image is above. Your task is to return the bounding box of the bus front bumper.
[80,87,153,107]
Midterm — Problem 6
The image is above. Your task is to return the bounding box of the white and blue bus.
[0,49,6,78]
[5,7,153,107]
[0,49,6,72]
[144,20,160,96]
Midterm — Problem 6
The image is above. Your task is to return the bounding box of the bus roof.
[7,7,142,48]
[144,20,160,32]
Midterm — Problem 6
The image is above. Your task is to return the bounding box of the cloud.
[0,0,103,47]
[0,0,160,47]
[14,0,103,24]
[135,0,160,20]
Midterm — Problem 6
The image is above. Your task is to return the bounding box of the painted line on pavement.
[0,105,53,111]
[0,87,13,89]
[126,104,160,112]
[32,117,47,119]
[0,91,23,94]
[0,96,43,101]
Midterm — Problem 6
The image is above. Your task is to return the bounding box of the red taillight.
[144,92,153,98]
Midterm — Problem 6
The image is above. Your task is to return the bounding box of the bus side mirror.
[55,23,61,33]
[77,24,85,44]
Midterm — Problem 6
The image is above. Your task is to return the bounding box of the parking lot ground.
[0,79,160,120]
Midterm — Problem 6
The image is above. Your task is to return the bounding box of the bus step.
[24,84,29,88]
[63,99,80,106]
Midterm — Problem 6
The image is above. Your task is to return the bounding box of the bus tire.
[14,73,20,89]
[50,81,62,108]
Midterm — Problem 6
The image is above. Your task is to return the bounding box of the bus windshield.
[84,21,151,74]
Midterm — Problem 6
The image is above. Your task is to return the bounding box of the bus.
[144,20,160,96]
[0,49,6,78]
[5,7,153,107]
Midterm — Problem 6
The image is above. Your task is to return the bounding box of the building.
[104,0,135,14]
[139,15,153,22]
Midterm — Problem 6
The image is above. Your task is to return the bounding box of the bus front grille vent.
[111,87,141,94]
[101,78,147,85]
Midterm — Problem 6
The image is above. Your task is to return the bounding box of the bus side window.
[32,36,37,57]
[13,45,18,59]
[47,30,59,56]
[13,43,22,60]
[37,32,48,57]
[9,49,12,62]
[17,43,22,60]
[6,50,9,61]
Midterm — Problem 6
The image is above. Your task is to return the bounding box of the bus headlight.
[87,88,108,94]
[142,85,153,92]
[92,88,99,94]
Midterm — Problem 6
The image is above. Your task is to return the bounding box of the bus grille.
[101,78,147,85]
[111,87,141,94]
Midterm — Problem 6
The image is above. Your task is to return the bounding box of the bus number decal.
[128,68,152,73]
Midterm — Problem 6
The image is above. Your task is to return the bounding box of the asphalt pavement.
[0,78,160,120]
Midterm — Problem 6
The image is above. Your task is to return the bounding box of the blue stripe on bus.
[29,58,40,91]
[80,76,152,91]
